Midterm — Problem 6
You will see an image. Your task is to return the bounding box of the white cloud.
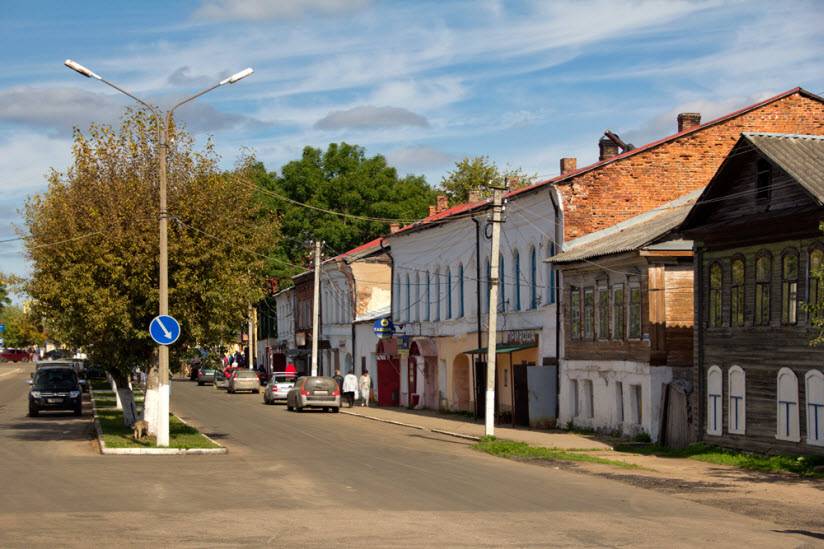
[314,106,429,130]
[0,132,71,192]
[193,0,369,21]
[385,146,453,171]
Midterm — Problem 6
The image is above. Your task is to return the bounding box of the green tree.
[440,155,535,205]
[260,142,436,281]
[0,274,12,315]
[24,110,278,386]
[0,305,45,348]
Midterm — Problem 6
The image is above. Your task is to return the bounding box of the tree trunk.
[111,371,137,427]
[110,375,123,410]
[143,365,159,436]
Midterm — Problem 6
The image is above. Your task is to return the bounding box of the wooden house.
[681,133,824,455]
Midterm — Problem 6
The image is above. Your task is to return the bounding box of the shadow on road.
[1,413,92,442]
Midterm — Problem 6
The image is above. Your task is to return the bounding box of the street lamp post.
[65,59,253,447]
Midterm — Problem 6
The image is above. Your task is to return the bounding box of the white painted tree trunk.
[110,376,123,410]
[117,387,137,427]
[143,366,159,436]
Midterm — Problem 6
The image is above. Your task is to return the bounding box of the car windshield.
[305,377,336,391]
[33,369,78,391]
[272,374,296,384]
[235,370,257,378]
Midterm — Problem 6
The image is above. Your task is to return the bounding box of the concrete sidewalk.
[341,405,611,450]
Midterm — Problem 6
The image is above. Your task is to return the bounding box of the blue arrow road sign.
[149,315,181,346]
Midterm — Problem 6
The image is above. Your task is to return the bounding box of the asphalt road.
[0,362,816,547]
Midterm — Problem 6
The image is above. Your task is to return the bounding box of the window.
[583,287,594,339]
[756,158,772,203]
[404,274,411,322]
[424,271,431,321]
[782,252,798,325]
[581,379,594,418]
[529,247,537,309]
[513,249,521,311]
[597,281,609,339]
[615,381,624,424]
[776,368,800,441]
[728,366,746,435]
[446,267,453,319]
[809,248,824,321]
[755,253,771,326]
[547,241,557,305]
[570,287,581,340]
[414,273,420,322]
[709,262,722,328]
[629,384,642,425]
[570,379,579,417]
[706,366,722,436]
[458,263,465,318]
[499,254,506,312]
[612,284,625,340]
[806,370,824,446]
[629,282,642,339]
[433,269,440,321]
[730,258,745,327]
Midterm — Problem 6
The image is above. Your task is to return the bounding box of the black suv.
[29,366,82,417]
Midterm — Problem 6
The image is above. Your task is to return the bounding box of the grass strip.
[614,442,824,478]
[474,437,638,469]
[96,409,219,449]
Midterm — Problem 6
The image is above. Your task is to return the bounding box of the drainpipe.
[472,216,484,419]
[548,187,562,420]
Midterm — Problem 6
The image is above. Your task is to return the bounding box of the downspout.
[472,216,483,419]
[548,187,562,420]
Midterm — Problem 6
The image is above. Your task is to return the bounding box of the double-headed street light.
[65,59,253,447]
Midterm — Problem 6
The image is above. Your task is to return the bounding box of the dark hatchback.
[29,366,82,417]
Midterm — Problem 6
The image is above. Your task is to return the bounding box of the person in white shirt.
[342,371,358,408]
[358,370,372,407]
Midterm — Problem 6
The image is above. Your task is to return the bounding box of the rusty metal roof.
[547,190,700,264]
[742,133,824,203]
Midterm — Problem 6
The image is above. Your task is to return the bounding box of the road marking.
[0,368,21,379]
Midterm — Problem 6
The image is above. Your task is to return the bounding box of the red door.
[408,356,419,408]
[377,357,400,407]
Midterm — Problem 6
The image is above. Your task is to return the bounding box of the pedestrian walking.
[333,369,343,395]
[342,370,358,408]
[359,369,372,407]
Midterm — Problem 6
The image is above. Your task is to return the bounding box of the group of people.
[222,350,247,369]
[333,369,371,408]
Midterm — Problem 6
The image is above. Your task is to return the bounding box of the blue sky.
[1,0,823,279]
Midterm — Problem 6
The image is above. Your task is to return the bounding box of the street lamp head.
[64,59,101,80]
[220,67,254,85]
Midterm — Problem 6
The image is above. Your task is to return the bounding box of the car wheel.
[332,407,340,413]
[197,381,203,386]
[287,403,293,411]
[29,406,38,417]
[254,389,260,394]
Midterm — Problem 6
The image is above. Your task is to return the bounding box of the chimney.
[468,189,481,202]
[599,136,620,161]
[428,205,436,216]
[436,194,448,212]
[560,157,577,175]
[677,112,701,133]
[389,222,400,234]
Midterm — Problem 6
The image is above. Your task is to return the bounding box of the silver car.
[228,369,260,394]
[263,373,296,405]
[286,376,340,412]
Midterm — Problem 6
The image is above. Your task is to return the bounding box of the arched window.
[806,370,824,446]
[424,271,431,321]
[730,257,745,327]
[404,274,411,322]
[728,366,746,435]
[446,267,453,319]
[776,367,800,442]
[808,248,824,321]
[529,247,537,309]
[513,249,521,311]
[709,262,722,328]
[499,253,506,312]
[434,268,441,321]
[755,253,771,326]
[547,241,556,305]
[707,365,722,436]
[458,263,465,318]
[782,251,798,325]
[414,273,420,322]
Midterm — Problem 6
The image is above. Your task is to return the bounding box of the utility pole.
[248,305,257,370]
[484,182,507,437]
[310,240,322,377]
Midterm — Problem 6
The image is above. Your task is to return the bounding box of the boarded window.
[581,379,594,418]
[458,264,465,318]
[570,379,579,417]
[806,370,824,446]
[434,269,440,321]
[755,254,771,326]
[612,284,625,340]
[782,253,798,325]
[629,284,642,339]
[630,384,642,425]
[728,366,746,435]
[615,381,624,423]
[706,366,722,436]
[583,288,594,339]
[597,283,609,339]
[730,258,745,327]
[570,287,581,340]
[529,247,537,309]
[709,262,722,328]
[424,272,431,321]
[513,250,521,311]
[776,368,800,442]
[446,267,453,319]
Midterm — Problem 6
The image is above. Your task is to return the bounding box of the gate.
[377,357,400,407]
[512,363,530,427]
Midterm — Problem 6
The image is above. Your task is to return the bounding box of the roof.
[331,237,385,263]
[387,87,822,238]
[548,190,700,264]
[741,133,824,203]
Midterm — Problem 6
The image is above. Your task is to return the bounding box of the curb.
[431,428,480,441]
[90,386,227,455]
[341,410,482,441]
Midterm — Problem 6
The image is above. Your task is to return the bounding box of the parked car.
[197,368,217,386]
[286,376,340,412]
[228,369,260,394]
[0,348,31,362]
[28,365,83,416]
[263,372,297,405]
[214,370,229,390]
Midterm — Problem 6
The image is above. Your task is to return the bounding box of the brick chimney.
[599,136,620,161]
[468,189,481,202]
[677,112,701,133]
[389,223,400,234]
[560,157,577,175]
[436,194,448,212]
[428,205,436,216]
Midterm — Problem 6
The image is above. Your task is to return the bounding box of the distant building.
[682,133,824,455]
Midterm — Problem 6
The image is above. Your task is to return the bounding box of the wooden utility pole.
[311,240,322,377]
[485,182,507,437]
